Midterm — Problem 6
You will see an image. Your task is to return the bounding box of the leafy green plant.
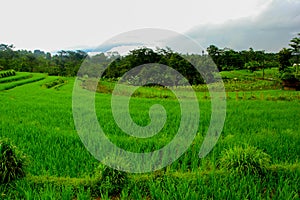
[218,145,271,176]
[0,138,27,184]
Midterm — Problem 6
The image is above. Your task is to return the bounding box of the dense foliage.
[207,45,279,71]
[103,48,206,85]
[0,44,87,76]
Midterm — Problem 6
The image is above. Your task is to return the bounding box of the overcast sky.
[1,0,299,53]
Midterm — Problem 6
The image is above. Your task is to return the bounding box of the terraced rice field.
[0,72,299,199]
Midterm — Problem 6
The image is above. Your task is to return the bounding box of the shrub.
[0,139,27,184]
[42,78,66,89]
[218,145,271,176]
[93,156,130,197]
[281,72,299,81]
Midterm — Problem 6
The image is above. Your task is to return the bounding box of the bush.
[280,66,300,81]
[93,156,130,197]
[0,139,27,184]
[218,145,271,176]
[42,78,66,88]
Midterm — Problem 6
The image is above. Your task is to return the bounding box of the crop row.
[0,73,32,84]
[0,70,16,78]
[0,74,46,91]
[0,161,298,199]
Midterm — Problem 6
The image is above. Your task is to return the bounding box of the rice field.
[0,72,300,199]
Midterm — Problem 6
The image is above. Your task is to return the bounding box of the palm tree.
[289,33,300,69]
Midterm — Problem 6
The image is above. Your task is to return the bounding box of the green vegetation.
[0,71,299,199]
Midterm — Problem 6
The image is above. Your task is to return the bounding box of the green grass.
[0,72,300,199]
[221,68,280,80]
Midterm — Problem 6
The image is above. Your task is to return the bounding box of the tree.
[289,33,300,65]
[289,33,300,54]
[104,47,205,86]
[207,45,219,57]
[207,45,221,70]
[278,48,292,72]
[221,48,243,70]
[0,44,15,70]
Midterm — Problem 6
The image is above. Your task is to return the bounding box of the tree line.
[0,44,88,76]
[0,33,299,80]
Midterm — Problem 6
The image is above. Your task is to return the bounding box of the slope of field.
[0,73,300,199]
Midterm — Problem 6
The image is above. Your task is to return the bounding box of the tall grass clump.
[93,157,130,197]
[0,138,27,184]
[218,145,271,176]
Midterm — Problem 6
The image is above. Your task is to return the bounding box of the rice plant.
[93,156,130,197]
[218,145,271,176]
